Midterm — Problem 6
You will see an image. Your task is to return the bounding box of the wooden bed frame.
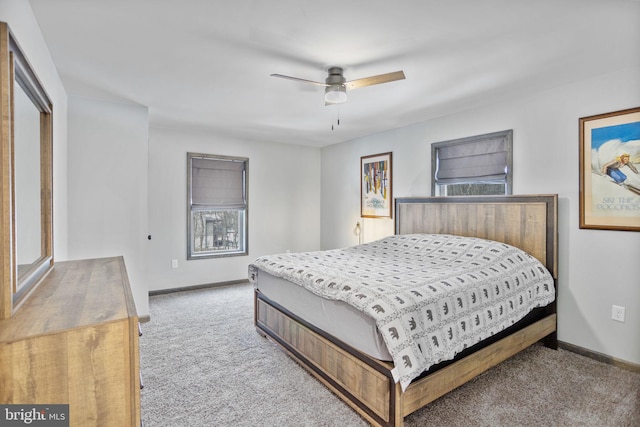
[254,195,558,426]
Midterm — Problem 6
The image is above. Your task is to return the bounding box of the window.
[187,153,248,259]
[431,130,512,196]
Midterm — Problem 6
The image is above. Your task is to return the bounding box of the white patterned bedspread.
[249,234,555,391]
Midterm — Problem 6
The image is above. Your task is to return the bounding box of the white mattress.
[256,269,393,361]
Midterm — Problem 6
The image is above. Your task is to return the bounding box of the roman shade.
[191,157,246,209]
[434,132,511,184]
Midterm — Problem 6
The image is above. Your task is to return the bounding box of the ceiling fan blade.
[270,74,329,87]
[344,70,405,90]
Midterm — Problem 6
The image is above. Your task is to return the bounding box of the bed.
[251,195,558,427]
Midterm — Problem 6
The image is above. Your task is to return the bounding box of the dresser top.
[0,257,137,343]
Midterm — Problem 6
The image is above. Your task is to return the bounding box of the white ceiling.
[28,0,640,147]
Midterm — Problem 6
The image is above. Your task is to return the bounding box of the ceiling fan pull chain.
[331,107,341,131]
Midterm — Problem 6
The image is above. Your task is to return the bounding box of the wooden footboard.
[255,290,557,427]
[255,291,401,426]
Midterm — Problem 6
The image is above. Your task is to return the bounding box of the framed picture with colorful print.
[579,107,640,231]
[361,152,392,218]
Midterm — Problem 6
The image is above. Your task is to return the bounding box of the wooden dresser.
[0,257,141,426]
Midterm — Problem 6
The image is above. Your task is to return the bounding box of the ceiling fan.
[271,66,405,104]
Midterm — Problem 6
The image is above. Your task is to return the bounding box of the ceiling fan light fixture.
[324,85,347,104]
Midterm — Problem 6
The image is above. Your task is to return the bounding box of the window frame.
[431,130,513,197]
[186,152,248,259]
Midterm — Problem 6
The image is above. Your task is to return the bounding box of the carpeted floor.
[140,283,640,426]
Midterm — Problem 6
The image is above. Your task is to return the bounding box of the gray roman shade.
[433,130,512,184]
[191,157,246,209]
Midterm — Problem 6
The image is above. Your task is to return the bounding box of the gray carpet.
[140,283,640,426]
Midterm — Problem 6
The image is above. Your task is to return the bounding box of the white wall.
[0,0,69,260]
[147,126,321,292]
[321,66,640,366]
[67,97,149,315]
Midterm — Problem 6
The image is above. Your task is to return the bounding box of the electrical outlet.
[611,305,625,322]
[171,259,178,269]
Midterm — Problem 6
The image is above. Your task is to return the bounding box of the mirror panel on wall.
[0,22,53,318]
[14,76,43,281]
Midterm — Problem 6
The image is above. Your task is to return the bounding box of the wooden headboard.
[395,195,558,279]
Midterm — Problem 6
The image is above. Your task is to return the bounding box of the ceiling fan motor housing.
[325,67,347,103]
[325,67,346,86]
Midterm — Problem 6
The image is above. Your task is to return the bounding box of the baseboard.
[148,279,250,296]
[558,340,640,374]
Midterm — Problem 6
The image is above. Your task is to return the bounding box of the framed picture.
[579,107,640,231]
[361,152,392,218]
